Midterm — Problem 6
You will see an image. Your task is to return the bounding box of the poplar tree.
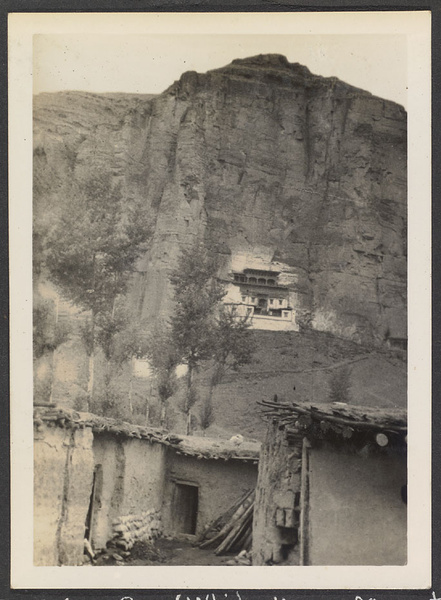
[43,171,151,409]
[145,324,180,428]
[200,306,254,432]
[169,243,254,434]
[168,243,224,433]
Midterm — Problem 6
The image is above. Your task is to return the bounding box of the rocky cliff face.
[33,55,407,429]
[34,54,407,348]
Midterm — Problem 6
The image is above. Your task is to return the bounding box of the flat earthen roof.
[33,405,260,462]
[258,398,407,442]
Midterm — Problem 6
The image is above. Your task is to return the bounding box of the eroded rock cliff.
[33,55,407,429]
[34,54,406,346]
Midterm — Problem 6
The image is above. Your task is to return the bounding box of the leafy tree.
[211,305,254,385]
[199,393,215,432]
[168,243,255,434]
[33,298,71,360]
[328,366,352,403]
[46,173,149,313]
[43,170,152,408]
[33,295,72,404]
[201,306,254,434]
[79,300,150,416]
[145,324,180,428]
[169,242,225,433]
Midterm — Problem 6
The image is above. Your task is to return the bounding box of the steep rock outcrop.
[33,55,407,428]
[34,54,406,347]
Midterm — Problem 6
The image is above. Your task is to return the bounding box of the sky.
[33,33,407,108]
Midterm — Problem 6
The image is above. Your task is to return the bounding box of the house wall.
[251,313,298,331]
[308,445,407,565]
[34,424,94,566]
[91,433,167,549]
[252,422,303,565]
[34,417,257,563]
[223,283,299,331]
[162,452,258,537]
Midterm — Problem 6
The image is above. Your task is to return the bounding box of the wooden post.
[299,436,310,566]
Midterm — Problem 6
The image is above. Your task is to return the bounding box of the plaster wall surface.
[34,425,94,565]
[163,452,258,537]
[121,438,167,515]
[250,314,298,331]
[308,445,407,565]
[91,433,124,549]
[91,434,166,549]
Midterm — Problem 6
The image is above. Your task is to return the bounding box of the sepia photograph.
[8,11,432,591]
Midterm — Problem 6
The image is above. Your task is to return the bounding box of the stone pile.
[108,509,162,552]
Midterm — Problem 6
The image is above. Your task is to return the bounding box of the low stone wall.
[108,510,163,551]
[252,422,303,565]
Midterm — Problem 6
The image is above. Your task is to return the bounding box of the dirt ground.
[95,538,240,566]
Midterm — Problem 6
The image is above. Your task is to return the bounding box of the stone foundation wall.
[107,509,163,552]
[252,422,303,565]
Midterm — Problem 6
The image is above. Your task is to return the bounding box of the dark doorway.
[173,483,199,535]
[84,464,103,544]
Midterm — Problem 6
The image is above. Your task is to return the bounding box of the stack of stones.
[108,509,162,553]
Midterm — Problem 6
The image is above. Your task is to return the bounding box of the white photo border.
[8,10,432,590]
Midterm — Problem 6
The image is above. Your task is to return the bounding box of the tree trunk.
[160,402,167,428]
[128,356,134,417]
[186,409,192,436]
[48,295,59,405]
[185,363,194,436]
[87,353,94,412]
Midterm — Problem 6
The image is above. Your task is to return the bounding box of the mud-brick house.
[33,405,259,566]
[252,399,407,566]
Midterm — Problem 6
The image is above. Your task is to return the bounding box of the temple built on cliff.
[224,268,299,331]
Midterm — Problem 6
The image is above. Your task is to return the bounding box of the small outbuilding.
[33,405,259,566]
[252,398,407,566]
